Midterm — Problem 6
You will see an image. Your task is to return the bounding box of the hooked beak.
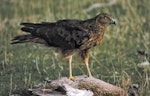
[109,18,117,25]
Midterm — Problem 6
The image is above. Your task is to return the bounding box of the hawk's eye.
[104,17,107,20]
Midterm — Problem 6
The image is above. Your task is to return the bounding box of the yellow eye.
[104,17,107,20]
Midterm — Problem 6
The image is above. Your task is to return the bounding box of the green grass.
[0,0,149,95]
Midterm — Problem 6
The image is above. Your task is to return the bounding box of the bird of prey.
[11,13,116,79]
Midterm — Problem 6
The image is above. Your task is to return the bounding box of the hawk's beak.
[109,18,117,25]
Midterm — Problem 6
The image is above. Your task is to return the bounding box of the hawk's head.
[96,13,116,25]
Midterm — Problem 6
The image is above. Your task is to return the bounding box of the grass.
[0,0,149,95]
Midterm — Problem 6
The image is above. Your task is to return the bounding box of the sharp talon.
[69,76,76,81]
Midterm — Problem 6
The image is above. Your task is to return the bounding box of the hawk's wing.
[20,20,90,50]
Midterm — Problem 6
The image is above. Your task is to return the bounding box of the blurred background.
[0,0,149,95]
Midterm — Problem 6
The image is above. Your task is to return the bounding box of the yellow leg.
[84,58,92,77]
[79,49,92,77]
[85,62,92,77]
[66,55,76,80]
[68,55,73,79]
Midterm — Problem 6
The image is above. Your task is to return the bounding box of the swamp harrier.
[11,13,116,79]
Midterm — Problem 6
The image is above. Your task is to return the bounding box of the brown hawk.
[11,13,116,79]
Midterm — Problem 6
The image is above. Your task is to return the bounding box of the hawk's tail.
[11,34,46,44]
[20,22,50,34]
[11,22,48,44]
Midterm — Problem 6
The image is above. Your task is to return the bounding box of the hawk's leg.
[84,56,92,77]
[79,49,92,77]
[68,55,73,79]
[65,55,75,80]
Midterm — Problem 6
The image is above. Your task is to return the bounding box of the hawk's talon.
[69,76,77,81]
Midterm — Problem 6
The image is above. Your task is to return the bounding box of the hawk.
[11,13,116,79]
